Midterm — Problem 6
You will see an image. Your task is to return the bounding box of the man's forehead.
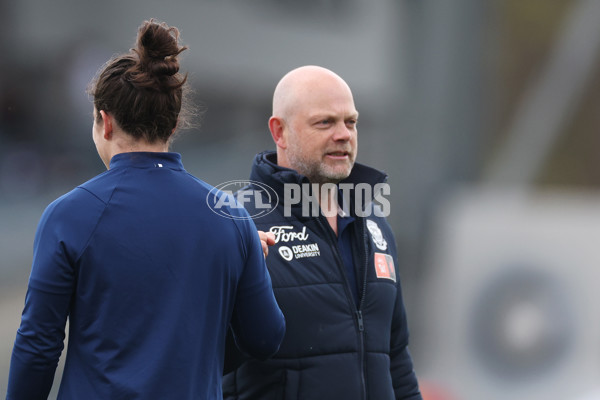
[303,102,359,118]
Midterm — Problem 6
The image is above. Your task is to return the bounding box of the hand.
[258,230,276,258]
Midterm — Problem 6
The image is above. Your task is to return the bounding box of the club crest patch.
[366,219,387,251]
[278,246,294,261]
[374,252,396,282]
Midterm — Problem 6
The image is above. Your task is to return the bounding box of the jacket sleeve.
[390,283,422,400]
[230,218,285,360]
[386,224,422,400]
[7,201,75,400]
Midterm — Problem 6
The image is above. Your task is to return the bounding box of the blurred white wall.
[420,188,600,400]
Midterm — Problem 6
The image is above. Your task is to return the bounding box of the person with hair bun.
[6,20,285,400]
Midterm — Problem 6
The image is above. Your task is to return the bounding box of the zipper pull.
[356,310,364,332]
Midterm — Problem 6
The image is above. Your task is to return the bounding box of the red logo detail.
[374,253,396,282]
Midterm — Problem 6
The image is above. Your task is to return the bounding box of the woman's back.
[7,20,284,400]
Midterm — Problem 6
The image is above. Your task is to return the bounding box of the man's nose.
[332,123,352,141]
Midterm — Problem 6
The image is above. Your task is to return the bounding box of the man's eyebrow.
[309,111,359,121]
[309,114,333,121]
[345,111,359,120]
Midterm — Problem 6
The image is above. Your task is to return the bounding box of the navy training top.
[7,152,285,400]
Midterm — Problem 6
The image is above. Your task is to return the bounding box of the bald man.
[223,66,422,400]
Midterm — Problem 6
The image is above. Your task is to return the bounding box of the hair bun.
[136,20,184,77]
[89,19,194,144]
[125,19,187,91]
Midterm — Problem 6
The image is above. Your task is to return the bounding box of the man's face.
[284,88,358,184]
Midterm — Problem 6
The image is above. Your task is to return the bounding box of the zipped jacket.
[223,151,421,400]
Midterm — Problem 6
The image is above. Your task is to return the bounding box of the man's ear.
[268,116,287,149]
[99,110,114,140]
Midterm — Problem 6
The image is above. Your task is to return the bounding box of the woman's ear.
[99,110,114,140]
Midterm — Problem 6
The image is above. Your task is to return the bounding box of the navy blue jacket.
[223,152,421,400]
[7,152,285,400]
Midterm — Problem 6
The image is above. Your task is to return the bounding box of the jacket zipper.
[356,309,366,400]
[357,219,369,400]
[317,215,369,400]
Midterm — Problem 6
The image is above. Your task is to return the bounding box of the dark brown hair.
[88,19,190,143]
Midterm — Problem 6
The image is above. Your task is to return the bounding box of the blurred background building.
[1,0,600,399]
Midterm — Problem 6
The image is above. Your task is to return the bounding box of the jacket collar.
[251,151,387,188]
[109,152,184,170]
